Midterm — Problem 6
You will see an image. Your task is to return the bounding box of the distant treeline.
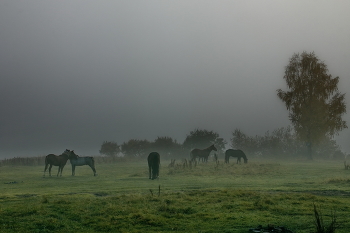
[100,127,347,160]
[1,127,346,167]
[231,127,346,160]
[0,156,46,167]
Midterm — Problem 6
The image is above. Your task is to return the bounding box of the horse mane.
[59,153,69,158]
[204,144,216,151]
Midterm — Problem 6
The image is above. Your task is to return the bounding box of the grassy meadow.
[1,157,350,233]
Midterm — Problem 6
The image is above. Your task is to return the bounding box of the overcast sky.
[1,1,349,158]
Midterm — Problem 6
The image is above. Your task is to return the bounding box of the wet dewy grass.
[1,159,350,232]
[1,189,349,232]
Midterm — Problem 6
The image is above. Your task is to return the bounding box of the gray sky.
[1,1,349,158]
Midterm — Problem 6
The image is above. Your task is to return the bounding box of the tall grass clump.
[313,204,338,233]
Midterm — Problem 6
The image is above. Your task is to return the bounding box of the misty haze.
[1,1,349,158]
[1,2,350,232]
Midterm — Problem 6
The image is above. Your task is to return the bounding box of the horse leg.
[88,164,97,176]
[151,165,154,180]
[152,164,158,180]
[60,165,65,177]
[71,165,75,176]
[44,163,49,177]
[57,166,61,177]
[192,156,197,163]
[49,165,53,177]
[156,162,160,179]
[149,165,152,179]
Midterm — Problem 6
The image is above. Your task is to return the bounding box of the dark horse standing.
[190,145,217,162]
[148,152,160,180]
[44,149,73,177]
[68,150,97,176]
[225,149,248,164]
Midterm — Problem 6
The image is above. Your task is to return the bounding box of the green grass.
[1,158,350,232]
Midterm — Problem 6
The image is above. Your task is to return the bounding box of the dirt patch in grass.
[15,194,37,198]
[326,178,350,183]
[94,192,109,197]
[308,190,350,197]
[271,190,350,197]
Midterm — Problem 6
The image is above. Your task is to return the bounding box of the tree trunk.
[306,142,313,160]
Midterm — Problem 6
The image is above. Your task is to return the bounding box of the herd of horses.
[147,145,248,180]
[188,145,248,164]
[44,145,247,180]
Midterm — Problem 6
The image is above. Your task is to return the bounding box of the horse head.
[62,149,78,160]
[68,150,79,160]
[210,145,217,151]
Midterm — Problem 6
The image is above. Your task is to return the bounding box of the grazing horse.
[43,149,72,177]
[224,149,248,164]
[148,152,160,180]
[68,150,97,176]
[190,145,217,162]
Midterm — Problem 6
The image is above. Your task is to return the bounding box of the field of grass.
[1,157,350,232]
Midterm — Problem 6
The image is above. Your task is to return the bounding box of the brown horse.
[224,149,248,164]
[43,149,73,177]
[190,145,217,162]
[148,152,160,180]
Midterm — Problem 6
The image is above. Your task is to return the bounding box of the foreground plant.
[314,204,337,233]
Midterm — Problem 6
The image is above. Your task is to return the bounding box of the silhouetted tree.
[121,139,151,158]
[231,127,343,159]
[183,128,226,155]
[99,141,120,157]
[277,52,347,160]
[230,129,259,156]
[151,136,184,159]
[314,136,343,159]
[258,127,304,158]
